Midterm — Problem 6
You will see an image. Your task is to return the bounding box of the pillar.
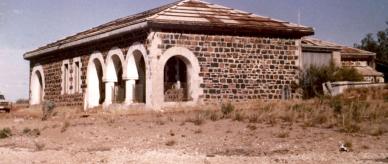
[125,79,136,105]
[104,81,114,107]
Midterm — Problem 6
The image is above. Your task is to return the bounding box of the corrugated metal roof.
[24,0,314,59]
[302,37,375,56]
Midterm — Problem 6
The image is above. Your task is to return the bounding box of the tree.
[355,22,388,63]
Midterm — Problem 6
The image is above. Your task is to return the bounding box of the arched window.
[164,56,188,102]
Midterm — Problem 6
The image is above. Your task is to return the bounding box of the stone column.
[125,79,136,105]
[104,81,114,107]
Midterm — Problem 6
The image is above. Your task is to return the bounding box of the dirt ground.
[0,106,387,164]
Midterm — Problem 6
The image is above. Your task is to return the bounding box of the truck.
[0,93,12,112]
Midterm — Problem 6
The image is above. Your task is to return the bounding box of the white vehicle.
[0,93,12,112]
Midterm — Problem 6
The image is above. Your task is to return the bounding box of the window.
[62,60,70,95]
[62,58,82,95]
[64,63,69,94]
[73,57,82,94]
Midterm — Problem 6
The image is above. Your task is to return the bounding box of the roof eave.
[24,21,149,60]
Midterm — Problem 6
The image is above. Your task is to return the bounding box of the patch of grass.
[232,111,245,122]
[330,97,343,114]
[194,129,202,134]
[0,128,12,139]
[248,114,259,123]
[246,124,257,131]
[23,128,31,134]
[42,100,56,121]
[186,113,205,126]
[155,119,165,125]
[275,131,289,138]
[221,103,234,116]
[165,140,176,146]
[61,121,70,133]
[34,141,45,151]
[369,126,385,136]
[209,111,219,122]
[341,123,360,133]
[344,140,352,149]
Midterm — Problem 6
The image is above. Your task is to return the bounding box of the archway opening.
[111,55,125,103]
[164,56,190,102]
[134,50,146,103]
[87,58,105,107]
[31,70,44,105]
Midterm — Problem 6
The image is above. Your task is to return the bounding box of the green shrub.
[0,128,12,139]
[301,63,363,99]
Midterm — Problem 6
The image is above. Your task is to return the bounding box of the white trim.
[30,65,45,105]
[105,47,125,82]
[61,59,70,95]
[157,47,203,104]
[85,51,106,109]
[24,22,149,59]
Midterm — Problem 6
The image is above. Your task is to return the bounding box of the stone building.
[302,37,384,83]
[24,0,315,109]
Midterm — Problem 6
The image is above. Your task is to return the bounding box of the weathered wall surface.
[154,32,302,102]
[29,31,147,107]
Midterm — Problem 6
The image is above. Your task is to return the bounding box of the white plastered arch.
[85,51,105,109]
[158,47,203,103]
[30,64,45,105]
[105,47,125,82]
[124,42,148,80]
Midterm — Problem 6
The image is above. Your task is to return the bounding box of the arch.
[124,42,148,80]
[30,65,45,105]
[125,42,148,103]
[158,47,202,103]
[85,51,106,109]
[106,47,125,103]
[105,47,125,82]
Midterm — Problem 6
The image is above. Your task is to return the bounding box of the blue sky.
[0,0,387,100]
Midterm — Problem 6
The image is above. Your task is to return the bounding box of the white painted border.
[85,51,106,109]
[105,47,125,82]
[157,47,203,105]
[30,64,45,105]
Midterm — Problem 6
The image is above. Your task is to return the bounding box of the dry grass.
[61,121,70,133]
[171,87,388,136]
[275,131,290,138]
[165,140,176,146]
[34,141,45,151]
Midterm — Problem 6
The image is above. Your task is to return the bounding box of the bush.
[0,128,12,139]
[186,113,205,126]
[221,103,234,116]
[232,111,245,122]
[330,97,343,114]
[42,101,56,121]
[301,63,363,99]
[334,67,364,81]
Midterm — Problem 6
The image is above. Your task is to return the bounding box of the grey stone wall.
[156,32,302,102]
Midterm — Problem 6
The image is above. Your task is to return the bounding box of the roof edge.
[24,21,149,60]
